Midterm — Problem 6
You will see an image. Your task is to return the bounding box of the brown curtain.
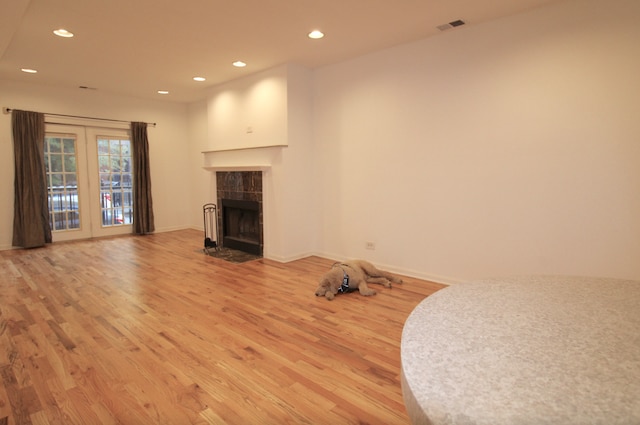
[131,121,155,235]
[12,110,52,248]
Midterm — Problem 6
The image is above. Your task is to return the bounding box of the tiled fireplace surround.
[215,171,263,256]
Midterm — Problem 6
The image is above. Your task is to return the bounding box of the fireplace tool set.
[202,203,219,254]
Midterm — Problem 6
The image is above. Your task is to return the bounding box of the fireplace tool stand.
[202,203,219,254]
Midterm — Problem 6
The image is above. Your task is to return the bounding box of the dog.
[314,260,403,300]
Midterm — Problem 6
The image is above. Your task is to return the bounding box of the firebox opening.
[221,198,262,256]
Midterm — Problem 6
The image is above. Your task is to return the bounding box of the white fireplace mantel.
[203,165,271,172]
[201,144,286,154]
[202,145,283,173]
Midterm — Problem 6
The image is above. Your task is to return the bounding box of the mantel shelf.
[201,144,287,154]
[203,165,271,172]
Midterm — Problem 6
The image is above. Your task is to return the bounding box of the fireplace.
[216,171,263,256]
[221,198,261,255]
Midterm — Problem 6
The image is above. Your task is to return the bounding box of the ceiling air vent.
[437,19,466,32]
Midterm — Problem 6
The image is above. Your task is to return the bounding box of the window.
[98,138,133,226]
[45,135,80,231]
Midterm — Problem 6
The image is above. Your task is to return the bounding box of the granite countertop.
[401,276,640,425]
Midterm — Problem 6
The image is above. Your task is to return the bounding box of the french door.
[45,124,133,242]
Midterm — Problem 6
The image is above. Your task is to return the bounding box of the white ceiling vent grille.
[437,19,466,32]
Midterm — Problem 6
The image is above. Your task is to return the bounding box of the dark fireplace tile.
[245,173,262,192]
[217,171,262,194]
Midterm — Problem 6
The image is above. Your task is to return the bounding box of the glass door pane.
[97,138,133,226]
[45,135,80,231]
[86,128,134,238]
[44,126,92,242]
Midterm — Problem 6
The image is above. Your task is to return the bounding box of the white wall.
[0,81,191,249]
[207,66,288,150]
[312,0,640,283]
[277,64,317,258]
[187,99,215,228]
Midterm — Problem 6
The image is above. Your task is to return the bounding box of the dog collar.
[339,270,350,293]
[333,264,357,294]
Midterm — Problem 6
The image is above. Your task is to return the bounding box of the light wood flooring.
[0,229,446,425]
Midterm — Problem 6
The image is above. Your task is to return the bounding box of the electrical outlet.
[365,241,376,250]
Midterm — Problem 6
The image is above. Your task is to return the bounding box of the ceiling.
[1,0,564,103]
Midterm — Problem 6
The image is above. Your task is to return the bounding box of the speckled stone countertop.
[401,276,640,425]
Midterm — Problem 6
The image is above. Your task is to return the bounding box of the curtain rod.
[2,107,156,127]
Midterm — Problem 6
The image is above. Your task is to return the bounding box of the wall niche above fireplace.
[216,171,263,256]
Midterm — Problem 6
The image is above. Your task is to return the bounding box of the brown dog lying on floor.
[314,260,403,300]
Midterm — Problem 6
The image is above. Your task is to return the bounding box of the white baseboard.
[154,225,195,233]
[273,250,459,286]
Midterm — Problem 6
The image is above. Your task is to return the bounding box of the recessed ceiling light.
[193,76,206,82]
[233,61,247,68]
[53,29,74,38]
[157,90,169,95]
[308,30,324,39]
[21,68,38,73]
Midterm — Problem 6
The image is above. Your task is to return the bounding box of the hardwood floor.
[0,229,446,425]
